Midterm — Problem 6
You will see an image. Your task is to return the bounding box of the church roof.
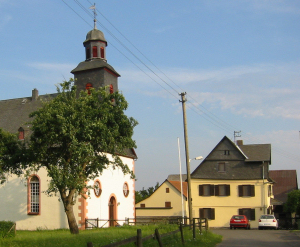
[71,59,120,77]
[83,28,107,45]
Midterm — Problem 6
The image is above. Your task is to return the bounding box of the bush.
[0,221,16,238]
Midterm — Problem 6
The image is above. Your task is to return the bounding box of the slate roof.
[238,144,271,163]
[269,170,298,203]
[0,90,137,159]
[0,92,58,134]
[167,174,187,182]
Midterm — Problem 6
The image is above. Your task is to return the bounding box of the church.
[0,21,137,230]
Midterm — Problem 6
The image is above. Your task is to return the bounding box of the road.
[211,229,300,247]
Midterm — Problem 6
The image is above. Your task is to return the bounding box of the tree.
[24,79,137,234]
[284,190,300,215]
[0,128,25,182]
[135,182,159,203]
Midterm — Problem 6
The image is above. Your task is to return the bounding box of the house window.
[268,185,272,197]
[238,208,255,220]
[28,175,40,214]
[215,184,230,196]
[218,162,226,172]
[166,188,169,193]
[199,208,215,220]
[94,180,102,198]
[140,204,145,208]
[224,150,230,155]
[165,201,171,208]
[92,46,98,57]
[100,47,105,58]
[110,84,114,94]
[123,182,129,197]
[238,185,255,197]
[199,184,214,196]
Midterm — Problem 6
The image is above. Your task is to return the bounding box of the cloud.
[120,62,300,120]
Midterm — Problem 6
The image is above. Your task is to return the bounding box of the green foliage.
[0,128,25,181]
[135,182,159,203]
[284,189,300,214]
[0,224,221,247]
[0,221,16,238]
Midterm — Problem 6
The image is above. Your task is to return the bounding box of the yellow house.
[135,176,188,222]
[191,136,273,228]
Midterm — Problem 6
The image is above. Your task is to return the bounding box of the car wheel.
[248,225,251,230]
[230,226,232,229]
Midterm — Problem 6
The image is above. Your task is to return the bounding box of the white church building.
[0,21,137,230]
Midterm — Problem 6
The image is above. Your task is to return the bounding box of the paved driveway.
[211,229,300,247]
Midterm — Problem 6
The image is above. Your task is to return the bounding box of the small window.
[86,47,91,60]
[100,47,105,58]
[18,128,24,140]
[28,175,40,215]
[238,208,255,221]
[165,201,171,208]
[123,182,129,197]
[92,46,98,57]
[140,204,145,208]
[199,208,215,220]
[215,184,230,196]
[94,180,102,198]
[268,185,272,197]
[218,163,225,172]
[110,84,114,94]
[199,184,214,196]
[86,83,93,94]
[166,188,169,193]
[238,185,255,197]
[224,150,230,155]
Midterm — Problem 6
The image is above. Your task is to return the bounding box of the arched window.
[100,47,105,58]
[86,83,93,95]
[28,175,40,215]
[93,46,98,57]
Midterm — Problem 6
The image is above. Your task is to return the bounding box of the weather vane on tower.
[89,3,97,29]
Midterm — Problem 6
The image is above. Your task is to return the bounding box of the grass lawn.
[0,224,222,247]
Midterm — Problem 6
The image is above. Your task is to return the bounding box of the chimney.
[236,140,243,146]
[32,88,39,101]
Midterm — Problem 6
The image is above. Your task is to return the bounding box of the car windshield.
[260,215,274,219]
[232,216,244,220]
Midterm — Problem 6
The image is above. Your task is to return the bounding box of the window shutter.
[93,46,98,57]
[210,208,215,220]
[199,185,203,196]
[238,185,243,197]
[209,185,215,196]
[250,209,255,220]
[226,184,230,196]
[215,185,219,196]
[250,185,255,197]
[199,208,204,218]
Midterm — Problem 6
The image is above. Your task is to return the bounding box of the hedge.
[0,221,16,238]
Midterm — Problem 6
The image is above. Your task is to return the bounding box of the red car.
[230,215,250,229]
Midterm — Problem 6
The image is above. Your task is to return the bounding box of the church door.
[109,196,116,227]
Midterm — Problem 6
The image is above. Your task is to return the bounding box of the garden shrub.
[0,221,16,238]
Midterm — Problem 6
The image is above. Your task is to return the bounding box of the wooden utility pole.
[179,92,193,225]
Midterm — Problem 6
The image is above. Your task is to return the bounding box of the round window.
[94,180,102,198]
[123,182,129,197]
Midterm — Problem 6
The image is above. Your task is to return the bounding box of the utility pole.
[179,92,193,225]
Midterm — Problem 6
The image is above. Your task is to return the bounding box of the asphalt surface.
[211,228,300,247]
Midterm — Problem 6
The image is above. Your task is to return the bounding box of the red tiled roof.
[168,180,188,198]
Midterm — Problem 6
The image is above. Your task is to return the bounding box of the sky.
[0,0,300,191]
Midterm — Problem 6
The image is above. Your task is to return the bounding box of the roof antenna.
[89,3,97,29]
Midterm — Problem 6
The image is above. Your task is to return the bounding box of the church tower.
[71,14,120,94]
